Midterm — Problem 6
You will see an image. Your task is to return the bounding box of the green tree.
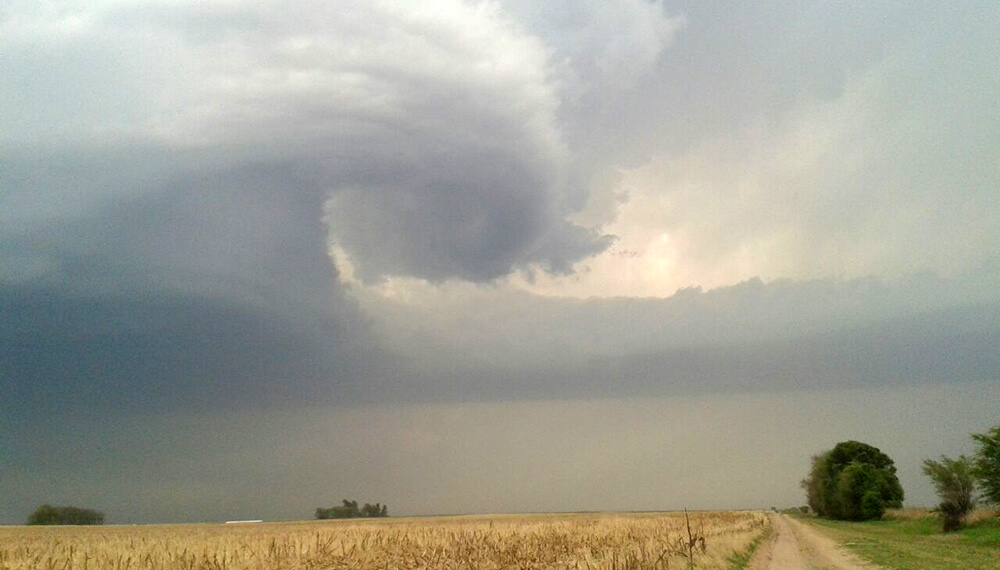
[801,452,829,516]
[923,455,976,531]
[26,504,59,525]
[27,505,104,525]
[315,499,388,519]
[801,441,903,520]
[837,462,890,521]
[971,423,1000,506]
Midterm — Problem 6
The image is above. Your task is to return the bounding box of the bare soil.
[749,513,879,570]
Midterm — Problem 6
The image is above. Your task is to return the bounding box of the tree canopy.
[801,440,904,521]
[27,505,105,525]
[971,422,1000,506]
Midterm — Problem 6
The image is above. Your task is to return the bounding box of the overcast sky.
[2,0,999,524]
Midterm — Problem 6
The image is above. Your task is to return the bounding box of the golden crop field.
[0,511,768,569]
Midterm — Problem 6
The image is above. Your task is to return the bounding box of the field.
[0,511,768,570]
[803,508,1000,570]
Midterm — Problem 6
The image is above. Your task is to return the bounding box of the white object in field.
[225,520,263,524]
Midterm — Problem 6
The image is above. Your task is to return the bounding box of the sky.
[1,0,998,524]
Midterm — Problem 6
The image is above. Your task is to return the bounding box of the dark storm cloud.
[326,163,612,283]
[0,284,372,418]
[0,143,410,418]
[2,0,997,414]
[0,167,383,418]
[0,0,616,419]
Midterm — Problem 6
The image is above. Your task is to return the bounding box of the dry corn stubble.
[0,510,768,569]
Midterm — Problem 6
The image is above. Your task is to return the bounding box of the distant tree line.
[315,499,388,519]
[27,504,105,525]
[801,420,1000,532]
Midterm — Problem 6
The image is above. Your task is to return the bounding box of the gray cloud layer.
[349,271,1000,405]
[5,383,999,523]
[2,1,999,523]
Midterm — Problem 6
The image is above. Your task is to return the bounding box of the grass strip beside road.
[728,519,772,570]
[804,514,1000,570]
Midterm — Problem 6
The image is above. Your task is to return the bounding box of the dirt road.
[749,514,878,570]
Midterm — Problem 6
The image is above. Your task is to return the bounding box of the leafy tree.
[923,455,976,531]
[971,423,1000,506]
[360,503,388,517]
[27,504,104,525]
[837,462,889,521]
[801,452,829,516]
[860,490,884,521]
[801,441,903,520]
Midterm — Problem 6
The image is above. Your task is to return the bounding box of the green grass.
[727,522,772,570]
[804,514,1000,570]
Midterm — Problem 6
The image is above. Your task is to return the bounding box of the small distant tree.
[315,499,388,519]
[27,505,104,525]
[360,503,388,517]
[971,423,1000,506]
[923,455,976,531]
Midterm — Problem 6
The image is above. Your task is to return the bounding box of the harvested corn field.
[0,511,768,569]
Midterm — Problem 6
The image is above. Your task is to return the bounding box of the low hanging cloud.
[343,268,1000,405]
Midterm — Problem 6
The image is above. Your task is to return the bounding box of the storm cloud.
[2,0,999,523]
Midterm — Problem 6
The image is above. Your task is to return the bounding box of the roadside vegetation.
[726,521,772,570]
[800,420,1000,533]
[807,508,1000,570]
[792,420,1000,568]
[920,420,1000,531]
[922,455,976,530]
[971,423,1000,506]
[800,440,904,521]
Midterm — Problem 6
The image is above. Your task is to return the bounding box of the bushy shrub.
[860,491,885,521]
[801,441,903,521]
[923,455,976,531]
[27,505,105,525]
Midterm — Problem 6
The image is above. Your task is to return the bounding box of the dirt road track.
[749,514,878,570]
